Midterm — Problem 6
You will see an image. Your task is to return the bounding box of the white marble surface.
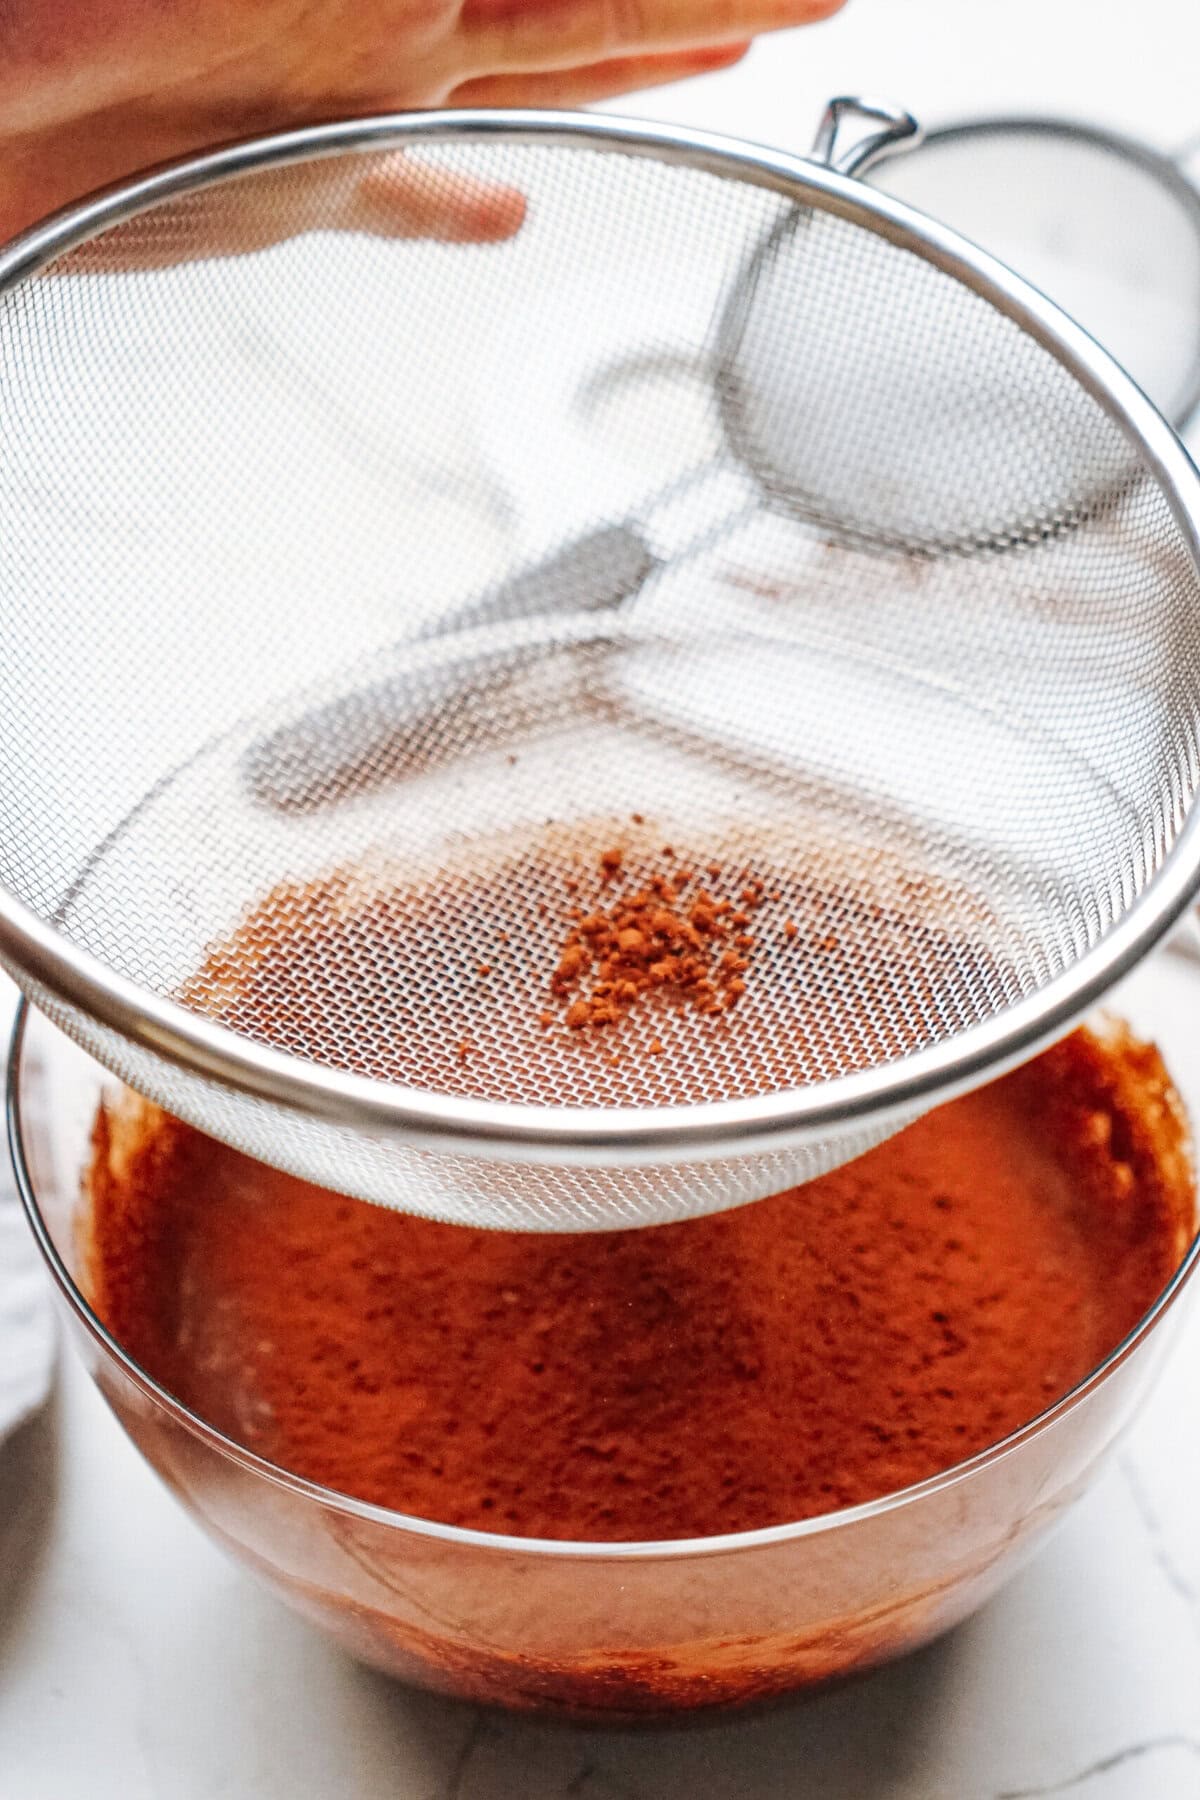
[6,0,1200,1793]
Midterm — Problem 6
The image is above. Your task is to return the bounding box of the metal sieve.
[2,100,1200,1232]
[869,115,1200,437]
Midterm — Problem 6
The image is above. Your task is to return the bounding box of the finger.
[352,157,527,242]
[462,0,845,76]
[449,41,749,106]
[53,154,526,272]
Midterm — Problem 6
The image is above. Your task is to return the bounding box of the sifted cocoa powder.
[84,1023,1194,1542]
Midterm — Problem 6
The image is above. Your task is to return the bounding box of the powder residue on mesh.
[179,823,990,1105]
[549,848,764,1041]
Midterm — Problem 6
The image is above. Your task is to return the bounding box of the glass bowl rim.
[10,996,1200,1563]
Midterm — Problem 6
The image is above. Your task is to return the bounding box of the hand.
[2,0,844,252]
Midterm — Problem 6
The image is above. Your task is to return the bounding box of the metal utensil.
[2,101,1199,1231]
[244,97,920,815]
[870,114,1200,434]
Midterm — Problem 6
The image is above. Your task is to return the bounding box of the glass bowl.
[9,951,1200,1723]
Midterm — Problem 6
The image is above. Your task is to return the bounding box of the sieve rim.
[3,108,1200,1164]
[869,111,1200,433]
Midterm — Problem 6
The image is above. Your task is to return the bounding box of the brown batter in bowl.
[11,1001,1195,1718]
[82,1023,1194,1542]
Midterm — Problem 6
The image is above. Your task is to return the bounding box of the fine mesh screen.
[871,122,1200,430]
[1,125,1199,1230]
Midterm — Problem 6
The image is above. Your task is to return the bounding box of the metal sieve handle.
[810,97,922,177]
[242,523,656,812]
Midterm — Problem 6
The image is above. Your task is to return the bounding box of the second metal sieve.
[2,100,1200,1230]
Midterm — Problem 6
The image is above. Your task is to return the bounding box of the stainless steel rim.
[885,113,1200,433]
[9,995,1200,1558]
[3,108,1200,1163]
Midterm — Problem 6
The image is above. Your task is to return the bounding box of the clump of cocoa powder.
[548,847,767,1037]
